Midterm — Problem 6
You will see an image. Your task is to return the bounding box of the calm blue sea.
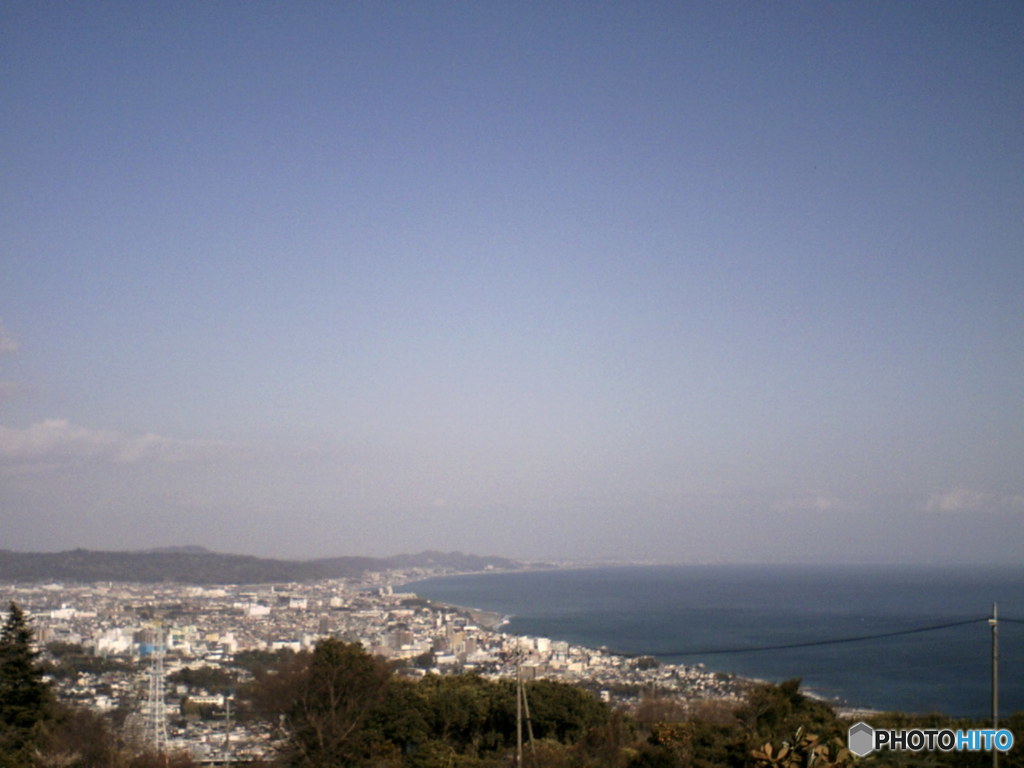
[404,565,1024,718]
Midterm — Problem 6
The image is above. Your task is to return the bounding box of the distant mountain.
[143,545,213,555]
[0,548,521,584]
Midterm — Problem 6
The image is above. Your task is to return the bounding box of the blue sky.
[2,2,1022,563]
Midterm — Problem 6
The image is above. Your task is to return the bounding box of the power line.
[609,616,991,658]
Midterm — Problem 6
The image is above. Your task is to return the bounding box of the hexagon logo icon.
[848,721,875,757]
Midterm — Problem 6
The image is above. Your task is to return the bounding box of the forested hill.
[0,548,521,584]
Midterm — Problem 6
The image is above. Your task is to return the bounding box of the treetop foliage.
[1,602,55,765]
[2,618,1020,768]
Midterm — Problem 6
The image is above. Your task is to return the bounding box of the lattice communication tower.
[145,624,168,754]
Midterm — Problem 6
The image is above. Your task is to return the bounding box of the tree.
[735,679,841,747]
[246,639,393,767]
[363,679,430,757]
[521,678,610,743]
[40,705,119,768]
[167,665,236,695]
[0,602,56,766]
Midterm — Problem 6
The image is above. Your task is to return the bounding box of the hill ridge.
[0,547,521,584]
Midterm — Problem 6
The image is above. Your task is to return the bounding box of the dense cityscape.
[2,567,747,764]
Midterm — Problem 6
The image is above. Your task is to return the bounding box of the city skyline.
[2,2,1022,564]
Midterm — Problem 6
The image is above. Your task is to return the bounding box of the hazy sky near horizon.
[2,2,1022,564]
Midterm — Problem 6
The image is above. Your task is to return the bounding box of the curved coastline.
[399,569,757,708]
[420,599,510,633]
[405,586,841,714]
[400,563,1024,717]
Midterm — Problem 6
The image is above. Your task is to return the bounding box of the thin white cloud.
[0,322,17,355]
[926,487,1024,514]
[0,419,227,466]
[770,494,842,513]
[0,322,18,394]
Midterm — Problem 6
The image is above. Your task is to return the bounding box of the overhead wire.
[607,616,998,658]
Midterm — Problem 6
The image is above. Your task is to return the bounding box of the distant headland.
[0,547,531,584]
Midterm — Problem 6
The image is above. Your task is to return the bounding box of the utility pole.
[223,694,233,767]
[990,603,998,768]
[521,672,537,768]
[515,642,523,768]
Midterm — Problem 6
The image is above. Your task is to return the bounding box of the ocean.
[404,564,1024,718]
